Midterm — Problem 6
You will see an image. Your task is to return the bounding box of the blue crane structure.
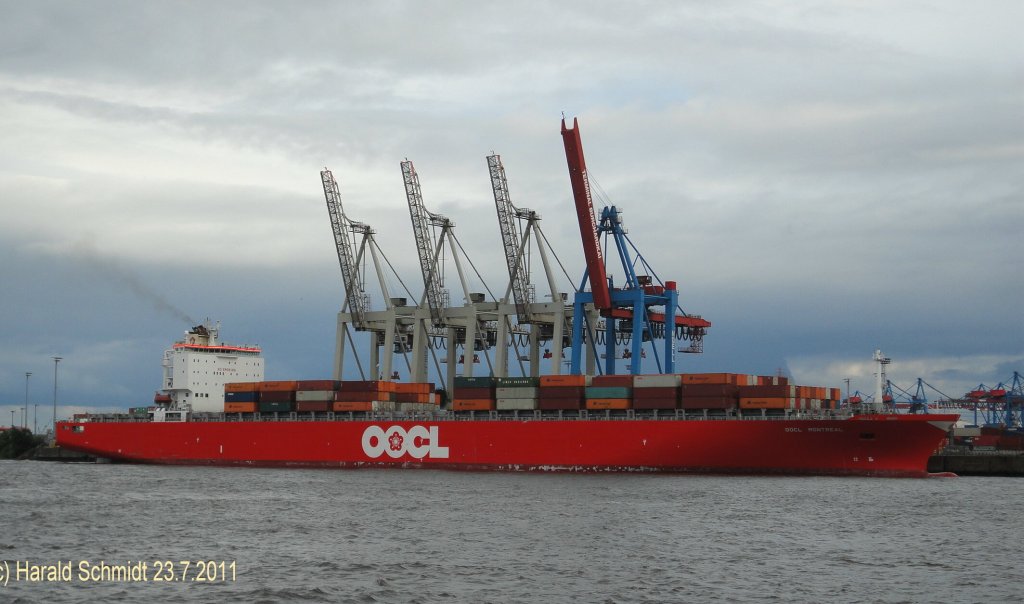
[560,117,710,375]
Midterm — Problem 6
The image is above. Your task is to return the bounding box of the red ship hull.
[56,413,956,477]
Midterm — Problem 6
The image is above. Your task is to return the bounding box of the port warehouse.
[103,373,843,419]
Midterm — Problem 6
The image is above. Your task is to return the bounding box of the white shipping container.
[496,398,538,410]
[296,390,335,402]
[496,387,539,399]
[634,374,681,388]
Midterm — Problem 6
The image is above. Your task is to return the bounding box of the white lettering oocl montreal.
[361,425,450,460]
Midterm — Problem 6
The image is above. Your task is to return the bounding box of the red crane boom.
[561,117,611,309]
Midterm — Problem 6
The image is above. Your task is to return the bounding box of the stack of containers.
[257,380,297,413]
[452,376,496,411]
[632,374,681,410]
[496,376,540,411]
[295,380,339,412]
[537,374,588,410]
[393,382,436,412]
[586,375,633,410]
[334,380,395,412]
[737,382,795,410]
[680,373,741,410]
[224,382,259,413]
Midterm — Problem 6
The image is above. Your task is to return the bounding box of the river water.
[1,460,1020,603]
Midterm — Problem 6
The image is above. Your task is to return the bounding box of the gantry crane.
[401,159,497,388]
[560,117,710,375]
[487,153,571,375]
[322,168,419,382]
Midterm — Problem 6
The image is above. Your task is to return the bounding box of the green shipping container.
[259,401,293,413]
[495,376,540,388]
[453,376,497,388]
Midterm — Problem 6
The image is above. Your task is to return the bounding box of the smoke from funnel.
[71,239,196,325]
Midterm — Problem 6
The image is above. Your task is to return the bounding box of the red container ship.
[57,410,955,477]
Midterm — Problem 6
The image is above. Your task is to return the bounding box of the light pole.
[25,372,32,429]
[34,404,38,434]
[52,356,62,437]
[844,378,851,405]
[9,409,14,428]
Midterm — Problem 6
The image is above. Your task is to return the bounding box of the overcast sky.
[1,1,1021,426]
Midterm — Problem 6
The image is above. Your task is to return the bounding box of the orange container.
[681,373,736,385]
[224,402,257,413]
[453,399,496,411]
[332,401,373,412]
[739,397,790,409]
[586,398,631,410]
[224,382,259,393]
[256,380,299,392]
[539,374,587,387]
[392,382,432,394]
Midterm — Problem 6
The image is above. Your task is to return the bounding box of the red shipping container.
[453,387,495,399]
[591,375,635,387]
[296,380,340,391]
[295,401,330,412]
[224,402,256,413]
[632,398,677,410]
[538,386,586,399]
[682,384,739,397]
[680,396,736,410]
[224,382,260,393]
[334,391,390,402]
[260,390,295,403]
[586,398,630,410]
[632,387,679,399]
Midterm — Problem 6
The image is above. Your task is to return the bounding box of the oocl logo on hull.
[361,425,450,460]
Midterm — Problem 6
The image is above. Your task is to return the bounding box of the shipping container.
[538,398,583,411]
[679,396,737,410]
[224,402,257,413]
[224,382,260,393]
[632,386,679,399]
[225,391,259,403]
[634,374,682,388]
[453,376,497,388]
[295,400,330,412]
[681,373,737,385]
[586,386,632,399]
[739,397,790,410]
[736,384,794,398]
[340,380,393,392]
[586,398,631,410]
[537,386,586,399]
[496,386,539,399]
[495,376,540,388]
[683,384,740,398]
[259,401,293,413]
[334,391,392,402]
[496,398,538,411]
[590,375,635,387]
[393,382,433,394]
[394,392,431,404]
[538,374,589,387]
[256,381,299,392]
[452,387,495,399]
[296,390,335,402]
[259,390,295,403]
[632,398,677,410]
[452,399,496,411]
[296,380,340,391]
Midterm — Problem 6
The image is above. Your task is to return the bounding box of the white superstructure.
[160,321,264,412]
